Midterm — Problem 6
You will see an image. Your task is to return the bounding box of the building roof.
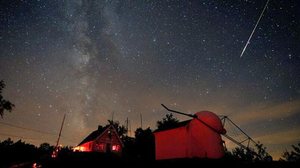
[153,119,192,133]
[153,111,226,134]
[78,124,122,146]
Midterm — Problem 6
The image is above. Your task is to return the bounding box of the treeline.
[0,133,299,167]
[0,114,299,167]
[0,138,71,167]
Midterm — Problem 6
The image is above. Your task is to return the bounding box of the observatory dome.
[195,111,226,134]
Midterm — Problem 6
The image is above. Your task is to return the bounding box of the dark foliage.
[0,138,38,167]
[281,142,300,162]
[122,135,136,159]
[0,138,74,167]
[254,142,272,161]
[134,127,155,161]
[107,120,128,138]
[0,138,298,168]
[1,115,299,168]
[0,80,15,118]
[156,113,179,130]
[38,142,55,156]
[229,141,272,162]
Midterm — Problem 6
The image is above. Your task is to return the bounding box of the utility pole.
[52,114,66,158]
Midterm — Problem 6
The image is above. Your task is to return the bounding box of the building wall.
[188,119,225,159]
[154,126,188,160]
[154,111,225,160]
[74,128,122,153]
[93,131,122,153]
[73,141,93,152]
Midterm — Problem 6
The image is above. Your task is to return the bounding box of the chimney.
[98,125,103,131]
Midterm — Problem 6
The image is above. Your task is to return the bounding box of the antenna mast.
[129,120,131,137]
[140,113,143,129]
[126,117,129,136]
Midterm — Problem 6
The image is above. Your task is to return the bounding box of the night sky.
[0,0,299,159]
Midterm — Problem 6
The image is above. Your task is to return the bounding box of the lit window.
[112,144,120,151]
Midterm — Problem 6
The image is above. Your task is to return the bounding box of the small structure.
[154,111,226,160]
[73,124,123,154]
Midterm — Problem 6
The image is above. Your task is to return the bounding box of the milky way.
[0,0,299,159]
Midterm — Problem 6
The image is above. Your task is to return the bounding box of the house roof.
[153,119,192,133]
[78,124,123,146]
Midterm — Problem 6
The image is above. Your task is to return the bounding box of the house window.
[95,143,105,152]
[112,144,120,152]
[98,143,105,151]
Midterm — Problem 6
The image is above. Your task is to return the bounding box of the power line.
[0,121,57,136]
[0,131,78,145]
[0,132,52,143]
[0,122,79,145]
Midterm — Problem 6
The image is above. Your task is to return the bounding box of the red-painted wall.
[74,127,123,153]
[155,126,188,160]
[154,111,226,160]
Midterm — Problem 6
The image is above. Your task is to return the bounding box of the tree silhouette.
[0,80,14,118]
[231,141,272,162]
[0,139,74,167]
[134,127,155,160]
[156,113,179,130]
[38,143,54,156]
[0,138,38,167]
[107,120,127,138]
[282,142,300,162]
[254,141,272,161]
[232,146,254,161]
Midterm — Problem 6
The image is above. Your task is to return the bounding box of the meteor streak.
[240,0,270,57]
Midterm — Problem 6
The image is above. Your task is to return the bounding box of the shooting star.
[240,0,270,57]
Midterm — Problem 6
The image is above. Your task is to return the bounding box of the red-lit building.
[73,124,123,154]
[154,111,226,160]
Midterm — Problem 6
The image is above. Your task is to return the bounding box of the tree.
[0,139,38,167]
[156,113,179,130]
[0,80,14,118]
[122,136,136,159]
[107,120,127,138]
[232,146,254,161]
[38,143,54,156]
[282,142,300,162]
[231,141,272,162]
[134,127,155,160]
[254,141,272,161]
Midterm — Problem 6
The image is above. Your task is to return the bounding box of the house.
[153,111,226,160]
[73,124,123,154]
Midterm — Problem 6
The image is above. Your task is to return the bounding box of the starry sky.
[0,0,299,160]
